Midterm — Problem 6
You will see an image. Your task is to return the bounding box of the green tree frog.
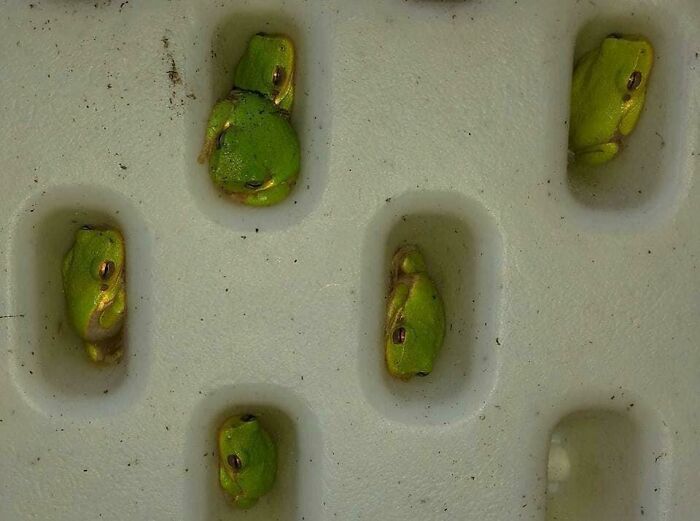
[62,226,126,364]
[569,34,654,166]
[218,414,277,509]
[199,33,299,206]
[385,245,445,380]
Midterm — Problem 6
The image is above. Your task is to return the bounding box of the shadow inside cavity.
[546,410,643,521]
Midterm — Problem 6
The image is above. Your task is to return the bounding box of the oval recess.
[184,5,332,232]
[358,191,505,426]
[562,8,693,231]
[184,383,323,521]
[8,184,152,418]
[546,405,671,521]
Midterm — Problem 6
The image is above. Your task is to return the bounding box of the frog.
[62,225,126,364]
[569,34,654,166]
[384,245,445,380]
[198,33,299,206]
[233,32,295,112]
[218,414,277,509]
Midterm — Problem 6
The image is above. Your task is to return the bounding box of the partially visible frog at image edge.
[62,225,126,364]
[569,33,654,166]
[198,33,300,206]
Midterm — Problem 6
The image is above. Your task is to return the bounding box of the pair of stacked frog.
[60,32,653,509]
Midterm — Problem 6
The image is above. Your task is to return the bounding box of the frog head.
[602,34,653,136]
[234,33,295,111]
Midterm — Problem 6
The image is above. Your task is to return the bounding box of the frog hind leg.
[85,336,123,364]
[198,97,237,164]
[238,181,293,207]
[573,142,619,167]
[234,496,258,510]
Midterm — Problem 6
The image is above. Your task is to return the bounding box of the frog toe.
[574,142,619,166]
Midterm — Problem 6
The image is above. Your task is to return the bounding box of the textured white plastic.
[1,0,699,520]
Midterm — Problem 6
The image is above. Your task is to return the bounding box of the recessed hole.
[9,185,152,418]
[184,384,322,521]
[358,191,504,426]
[546,408,669,521]
[185,7,331,231]
[563,10,692,230]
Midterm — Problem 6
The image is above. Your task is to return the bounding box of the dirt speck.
[167,57,181,85]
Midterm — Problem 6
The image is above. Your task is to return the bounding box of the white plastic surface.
[1,0,699,520]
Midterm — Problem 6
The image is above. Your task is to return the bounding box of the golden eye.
[272,65,285,87]
[392,327,406,344]
[627,71,642,91]
[99,260,115,281]
[227,454,242,471]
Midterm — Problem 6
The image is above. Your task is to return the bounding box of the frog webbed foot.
[85,337,123,364]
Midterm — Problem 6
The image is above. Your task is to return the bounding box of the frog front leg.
[238,181,294,207]
[85,335,123,364]
[574,142,619,167]
[198,97,237,164]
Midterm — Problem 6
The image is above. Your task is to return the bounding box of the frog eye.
[416,371,430,377]
[80,225,94,230]
[216,131,226,150]
[227,454,242,471]
[607,33,622,39]
[392,327,406,344]
[627,71,642,91]
[272,65,286,88]
[241,414,256,422]
[99,260,115,281]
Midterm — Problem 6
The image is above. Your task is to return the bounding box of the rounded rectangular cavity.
[563,8,694,230]
[8,185,152,418]
[184,384,323,521]
[184,5,332,231]
[358,191,504,426]
[546,408,670,521]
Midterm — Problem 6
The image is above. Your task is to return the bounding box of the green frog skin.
[385,245,445,380]
[62,226,126,364]
[569,34,653,166]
